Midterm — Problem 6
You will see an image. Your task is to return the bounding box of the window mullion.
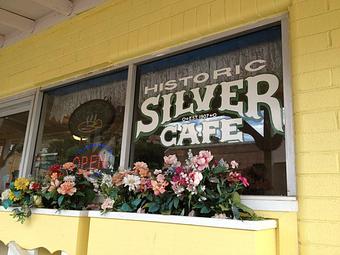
[119,64,137,169]
[20,90,44,177]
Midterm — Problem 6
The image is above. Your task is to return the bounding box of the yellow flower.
[14,178,30,191]
[9,191,20,201]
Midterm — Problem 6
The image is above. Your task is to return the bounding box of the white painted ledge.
[88,211,277,231]
[0,206,88,217]
[241,196,298,212]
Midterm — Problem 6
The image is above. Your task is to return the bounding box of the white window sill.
[241,196,298,212]
[0,206,88,217]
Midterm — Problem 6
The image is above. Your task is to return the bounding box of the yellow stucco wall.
[0,0,339,254]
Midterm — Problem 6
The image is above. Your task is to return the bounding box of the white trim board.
[0,207,88,217]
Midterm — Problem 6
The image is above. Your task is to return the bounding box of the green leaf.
[235,202,255,216]
[168,200,174,210]
[146,194,153,201]
[44,192,52,200]
[13,191,21,199]
[232,192,241,204]
[218,203,230,211]
[109,190,118,198]
[75,191,85,197]
[57,196,64,207]
[120,203,133,212]
[232,205,240,219]
[148,202,160,213]
[217,184,222,195]
[131,198,142,208]
[213,166,226,174]
[200,206,211,214]
[3,199,12,209]
[173,197,179,209]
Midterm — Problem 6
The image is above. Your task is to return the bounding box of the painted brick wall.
[0,0,340,254]
[291,0,340,254]
[0,0,289,97]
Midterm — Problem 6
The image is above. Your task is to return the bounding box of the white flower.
[193,172,203,186]
[230,160,239,169]
[188,210,195,217]
[123,175,141,191]
[101,197,114,211]
[1,189,10,201]
[153,169,162,175]
[212,213,227,219]
[137,207,145,213]
[63,175,75,182]
[101,174,113,187]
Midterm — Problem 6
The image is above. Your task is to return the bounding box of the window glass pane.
[33,70,128,177]
[131,25,287,196]
[0,111,29,191]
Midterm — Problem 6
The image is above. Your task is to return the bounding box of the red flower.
[29,182,41,191]
[49,164,61,173]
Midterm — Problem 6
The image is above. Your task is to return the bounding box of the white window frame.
[0,89,41,178]
[26,13,297,211]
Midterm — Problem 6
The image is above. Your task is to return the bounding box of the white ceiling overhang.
[0,0,106,48]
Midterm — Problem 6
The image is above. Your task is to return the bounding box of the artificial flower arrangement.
[98,150,256,220]
[0,162,97,223]
[0,150,256,222]
[0,178,42,223]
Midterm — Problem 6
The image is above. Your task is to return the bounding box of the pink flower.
[63,162,76,171]
[192,150,213,171]
[101,198,114,210]
[164,154,178,166]
[133,161,150,177]
[240,176,249,187]
[51,172,59,180]
[48,179,61,192]
[192,172,203,186]
[151,180,168,196]
[57,181,77,196]
[156,174,165,182]
[227,172,249,187]
[230,160,239,169]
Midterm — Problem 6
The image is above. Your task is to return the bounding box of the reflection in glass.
[0,111,29,192]
[131,25,287,196]
[33,70,127,177]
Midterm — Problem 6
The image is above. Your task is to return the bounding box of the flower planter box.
[87,211,277,255]
[0,207,89,255]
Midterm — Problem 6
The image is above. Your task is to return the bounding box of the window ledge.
[0,206,88,217]
[241,196,298,212]
[88,211,277,231]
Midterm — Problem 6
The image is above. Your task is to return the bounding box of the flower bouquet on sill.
[0,178,42,223]
[98,150,257,220]
[0,150,259,222]
[0,162,98,223]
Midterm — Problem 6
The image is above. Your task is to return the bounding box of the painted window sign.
[132,25,287,196]
[135,61,283,146]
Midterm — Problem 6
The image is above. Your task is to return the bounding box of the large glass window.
[0,111,29,191]
[131,25,288,196]
[33,70,128,177]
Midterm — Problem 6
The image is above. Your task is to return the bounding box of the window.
[33,70,128,177]
[0,93,35,192]
[130,24,291,196]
